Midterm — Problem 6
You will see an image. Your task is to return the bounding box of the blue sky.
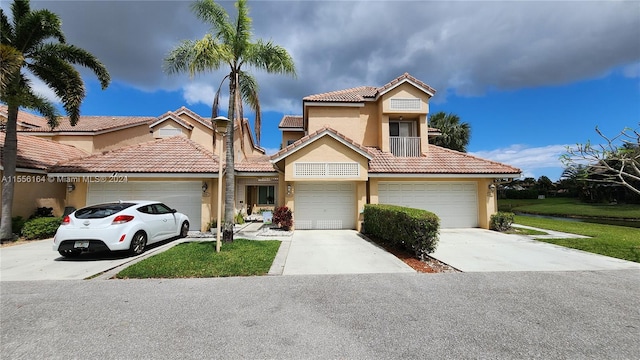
[7,1,640,181]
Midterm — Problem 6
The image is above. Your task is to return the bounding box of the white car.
[53,200,190,258]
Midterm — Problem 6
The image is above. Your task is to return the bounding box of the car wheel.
[129,231,147,256]
[58,249,81,258]
[180,221,189,238]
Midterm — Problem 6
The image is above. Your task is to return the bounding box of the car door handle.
[163,219,168,222]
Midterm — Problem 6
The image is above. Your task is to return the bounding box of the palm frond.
[37,43,110,89]
[232,0,252,58]
[246,40,297,76]
[1,8,14,44]
[14,9,64,53]
[211,74,229,119]
[191,0,234,43]
[27,53,85,125]
[0,44,23,94]
[22,90,59,128]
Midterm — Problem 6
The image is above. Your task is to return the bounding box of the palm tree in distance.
[164,0,296,242]
[429,111,471,152]
[0,0,110,240]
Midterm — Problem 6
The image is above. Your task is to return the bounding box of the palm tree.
[429,111,471,152]
[164,0,295,241]
[0,0,110,240]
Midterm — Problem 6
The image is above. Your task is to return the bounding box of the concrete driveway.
[0,238,180,281]
[281,230,415,275]
[432,228,640,272]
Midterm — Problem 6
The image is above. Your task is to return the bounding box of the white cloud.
[182,83,217,107]
[470,144,570,181]
[261,147,280,156]
[28,75,60,104]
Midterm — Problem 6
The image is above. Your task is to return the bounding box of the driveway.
[281,230,415,275]
[432,228,640,272]
[0,238,180,281]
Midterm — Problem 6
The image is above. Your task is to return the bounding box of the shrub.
[29,206,54,219]
[272,206,293,231]
[12,216,27,235]
[490,212,515,232]
[235,211,245,225]
[21,217,62,240]
[363,204,439,260]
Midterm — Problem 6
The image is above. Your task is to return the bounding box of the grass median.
[116,239,281,279]
[515,215,640,263]
[500,198,640,219]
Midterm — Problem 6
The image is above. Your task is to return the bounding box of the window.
[294,162,360,178]
[389,121,415,137]
[258,186,275,205]
[158,128,183,137]
[390,98,421,110]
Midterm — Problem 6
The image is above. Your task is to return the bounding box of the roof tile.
[278,115,303,128]
[368,146,521,174]
[0,105,50,128]
[0,133,88,170]
[20,115,155,133]
[50,136,220,173]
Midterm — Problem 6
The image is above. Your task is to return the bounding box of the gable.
[283,135,369,181]
[380,82,431,114]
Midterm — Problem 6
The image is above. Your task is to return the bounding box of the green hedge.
[490,212,515,232]
[22,217,62,240]
[363,204,439,260]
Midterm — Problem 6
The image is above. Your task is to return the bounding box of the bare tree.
[561,125,640,195]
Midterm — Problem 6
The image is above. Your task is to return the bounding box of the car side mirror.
[171,209,177,213]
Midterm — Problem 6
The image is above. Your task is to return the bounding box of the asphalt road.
[2,270,639,359]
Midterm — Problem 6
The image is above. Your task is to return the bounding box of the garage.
[87,181,201,230]
[295,182,356,230]
[378,182,478,228]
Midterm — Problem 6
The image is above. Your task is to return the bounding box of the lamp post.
[213,116,230,253]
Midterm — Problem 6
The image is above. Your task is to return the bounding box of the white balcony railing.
[390,136,421,157]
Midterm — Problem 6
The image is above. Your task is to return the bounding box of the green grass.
[499,197,640,219]
[116,239,281,279]
[515,215,640,263]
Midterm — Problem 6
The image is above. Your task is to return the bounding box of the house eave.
[368,172,521,178]
[46,172,221,179]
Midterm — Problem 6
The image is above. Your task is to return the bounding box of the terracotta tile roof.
[303,86,378,102]
[302,73,437,103]
[50,136,220,173]
[20,115,155,133]
[271,126,373,162]
[0,105,50,128]
[236,155,276,172]
[368,145,521,175]
[0,133,88,170]
[378,72,436,96]
[278,115,303,129]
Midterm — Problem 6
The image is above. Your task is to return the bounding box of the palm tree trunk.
[0,103,18,240]
[222,71,237,242]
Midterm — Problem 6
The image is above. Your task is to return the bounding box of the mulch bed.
[376,241,460,273]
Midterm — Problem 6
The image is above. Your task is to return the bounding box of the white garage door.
[87,181,201,230]
[378,182,478,228]
[295,182,356,230]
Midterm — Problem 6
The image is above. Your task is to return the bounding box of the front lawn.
[515,215,640,263]
[499,197,640,219]
[116,239,281,278]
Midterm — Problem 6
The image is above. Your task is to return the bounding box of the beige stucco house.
[1,73,520,231]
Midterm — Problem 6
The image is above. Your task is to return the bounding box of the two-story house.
[272,73,520,230]
[1,73,520,232]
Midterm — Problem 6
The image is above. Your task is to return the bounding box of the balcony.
[390,136,421,157]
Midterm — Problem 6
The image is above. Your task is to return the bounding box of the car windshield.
[75,203,135,219]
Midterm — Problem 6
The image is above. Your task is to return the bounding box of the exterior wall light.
[202,181,208,193]
[67,183,75,192]
[488,183,496,196]
[287,184,292,195]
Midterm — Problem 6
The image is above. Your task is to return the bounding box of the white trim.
[303,102,364,108]
[271,129,372,163]
[149,115,193,130]
[278,127,305,132]
[236,172,278,177]
[369,173,521,178]
[46,172,220,178]
[377,78,436,98]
